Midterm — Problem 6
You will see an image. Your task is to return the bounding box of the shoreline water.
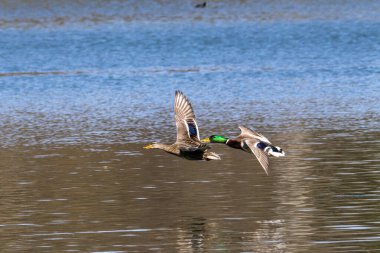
[1,0,380,29]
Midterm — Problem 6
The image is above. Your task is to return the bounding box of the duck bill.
[143,144,154,149]
[201,137,210,143]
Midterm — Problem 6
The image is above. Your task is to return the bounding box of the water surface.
[0,1,379,252]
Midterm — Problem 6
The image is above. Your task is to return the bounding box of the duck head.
[201,135,228,144]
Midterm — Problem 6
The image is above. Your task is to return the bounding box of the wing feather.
[238,125,271,144]
[243,139,270,175]
[174,91,200,143]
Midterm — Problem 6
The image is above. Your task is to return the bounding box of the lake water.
[0,1,380,252]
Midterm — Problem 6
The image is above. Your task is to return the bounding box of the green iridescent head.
[202,135,228,143]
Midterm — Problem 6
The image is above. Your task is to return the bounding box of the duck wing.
[174,90,200,143]
[242,139,270,175]
[238,125,271,144]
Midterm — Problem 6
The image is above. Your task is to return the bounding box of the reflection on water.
[1,0,380,252]
[0,130,379,252]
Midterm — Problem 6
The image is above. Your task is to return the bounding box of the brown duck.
[144,91,221,161]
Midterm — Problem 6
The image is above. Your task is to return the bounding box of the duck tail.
[203,151,221,161]
[267,146,285,157]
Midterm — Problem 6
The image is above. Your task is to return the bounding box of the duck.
[195,2,207,8]
[201,126,285,174]
[144,91,221,161]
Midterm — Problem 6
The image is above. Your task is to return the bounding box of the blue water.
[1,21,379,145]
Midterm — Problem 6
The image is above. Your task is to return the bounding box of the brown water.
[1,128,379,252]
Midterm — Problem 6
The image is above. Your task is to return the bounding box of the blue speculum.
[256,142,268,150]
[188,123,198,137]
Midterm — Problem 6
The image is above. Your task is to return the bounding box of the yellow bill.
[201,138,210,143]
[143,144,154,149]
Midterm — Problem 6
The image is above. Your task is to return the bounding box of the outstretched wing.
[174,90,200,143]
[238,125,271,144]
[242,139,270,175]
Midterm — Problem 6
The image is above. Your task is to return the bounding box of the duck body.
[144,91,220,161]
[225,139,242,149]
[179,143,214,160]
[195,2,207,8]
[202,126,285,174]
[146,142,217,160]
